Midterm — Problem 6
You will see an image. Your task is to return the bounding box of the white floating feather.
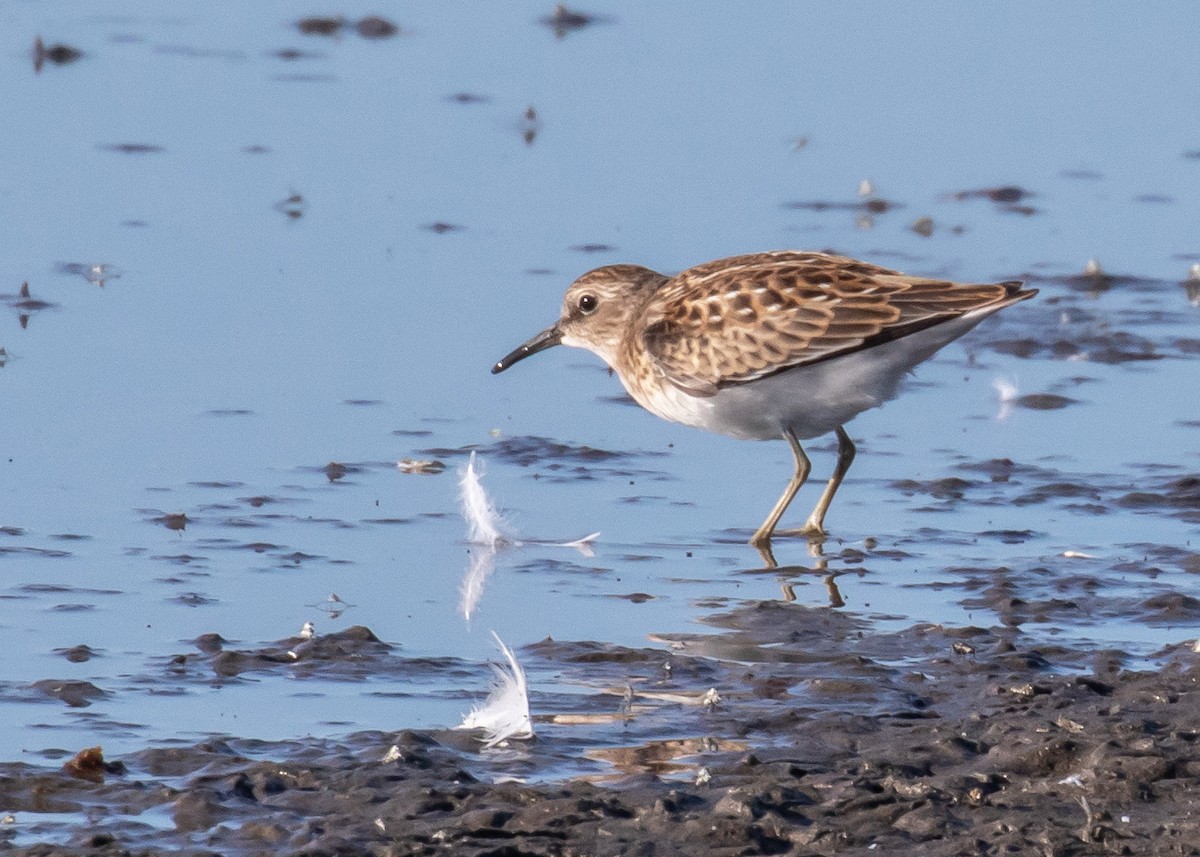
[459,631,534,748]
[526,531,601,557]
[459,545,497,621]
[992,376,1018,421]
[457,452,601,619]
[460,452,513,548]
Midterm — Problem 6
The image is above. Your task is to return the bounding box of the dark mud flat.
[5,604,1200,856]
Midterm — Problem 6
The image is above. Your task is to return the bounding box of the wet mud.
[5,604,1200,854]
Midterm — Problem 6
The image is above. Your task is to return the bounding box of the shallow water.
[2,1,1199,771]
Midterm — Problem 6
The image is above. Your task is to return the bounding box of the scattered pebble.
[62,746,125,783]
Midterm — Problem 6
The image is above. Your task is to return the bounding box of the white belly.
[626,311,995,441]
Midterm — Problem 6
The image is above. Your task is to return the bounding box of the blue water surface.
[1,1,1198,761]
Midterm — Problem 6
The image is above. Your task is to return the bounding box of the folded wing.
[639,251,1029,395]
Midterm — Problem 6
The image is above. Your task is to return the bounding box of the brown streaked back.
[636,252,1036,394]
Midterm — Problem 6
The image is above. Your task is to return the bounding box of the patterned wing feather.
[638,252,1025,392]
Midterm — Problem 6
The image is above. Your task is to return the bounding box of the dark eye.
[577,293,598,314]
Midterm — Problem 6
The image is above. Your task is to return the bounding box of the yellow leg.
[801,426,856,536]
[749,429,810,548]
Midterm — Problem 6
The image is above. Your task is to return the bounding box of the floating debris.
[422,222,462,234]
[1073,259,1113,296]
[541,4,608,38]
[459,632,533,749]
[1014,393,1077,411]
[98,143,165,154]
[397,458,446,474]
[56,262,121,287]
[156,513,187,532]
[1060,168,1104,180]
[784,185,900,218]
[445,92,491,105]
[950,185,1032,204]
[325,461,346,481]
[271,48,323,61]
[636,688,731,706]
[32,36,83,73]
[1183,263,1200,307]
[948,184,1037,214]
[6,281,57,329]
[910,216,934,237]
[275,192,305,219]
[518,105,542,146]
[356,16,399,39]
[15,281,50,308]
[297,16,344,35]
[311,593,352,618]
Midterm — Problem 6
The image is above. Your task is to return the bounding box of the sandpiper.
[493,251,1035,548]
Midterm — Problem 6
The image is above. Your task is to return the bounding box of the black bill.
[491,324,563,374]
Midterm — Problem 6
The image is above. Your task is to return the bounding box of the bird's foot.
[772,523,827,542]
